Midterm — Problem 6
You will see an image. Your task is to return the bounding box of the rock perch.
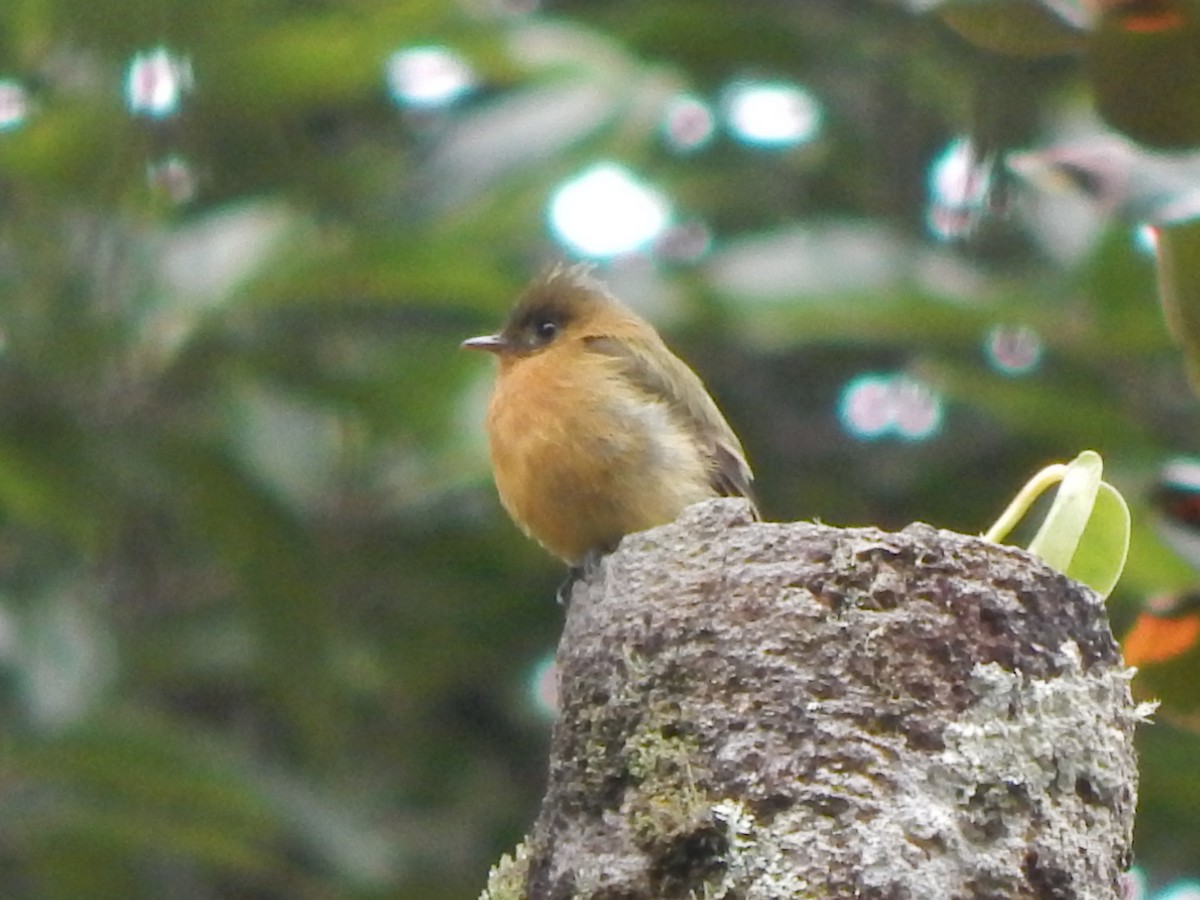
[482,498,1140,900]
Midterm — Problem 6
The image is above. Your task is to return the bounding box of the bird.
[462,264,756,580]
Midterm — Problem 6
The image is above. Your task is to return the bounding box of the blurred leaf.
[1118,514,1199,607]
[1135,724,1200,870]
[13,585,116,730]
[0,403,108,550]
[937,0,1089,56]
[146,439,341,761]
[1155,218,1200,390]
[0,101,132,200]
[225,381,342,511]
[5,716,284,881]
[1008,134,1200,225]
[1090,0,1200,149]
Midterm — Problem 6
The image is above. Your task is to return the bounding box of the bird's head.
[461,265,630,361]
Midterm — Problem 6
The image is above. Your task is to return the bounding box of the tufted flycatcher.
[463,265,756,570]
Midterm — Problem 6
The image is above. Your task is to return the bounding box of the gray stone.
[490,499,1140,900]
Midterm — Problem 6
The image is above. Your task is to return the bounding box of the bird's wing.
[585,335,757,513]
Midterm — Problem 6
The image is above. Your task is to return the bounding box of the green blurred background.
[2,0,1200,897]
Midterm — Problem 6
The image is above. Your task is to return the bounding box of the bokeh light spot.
[839,373,943,441]
[891,376,943,440]
[125,47,192,119]
[548,163,671,259]
[1134,223,1159,255]
[723,80,822,147]
[663,94,715,152]
[147,155,198,205]
[527,651,558,719]
[927,137,994,242]
[385,46,475,109]
[985,324,1043,376]
[1121,868,1145,900]
[0,80,29,131]
[1160,457,1200,495]
[839,374,896,440]
[1157,882,1200,900]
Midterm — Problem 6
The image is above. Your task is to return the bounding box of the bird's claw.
[556,548,606,607]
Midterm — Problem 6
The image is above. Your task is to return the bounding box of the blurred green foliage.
[1,0,1199,897]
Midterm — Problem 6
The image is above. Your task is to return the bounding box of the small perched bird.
[463,265,756,570]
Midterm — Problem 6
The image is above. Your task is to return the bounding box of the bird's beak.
[461,334,507,354]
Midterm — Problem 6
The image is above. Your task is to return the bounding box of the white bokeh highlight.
[548,162,671,258]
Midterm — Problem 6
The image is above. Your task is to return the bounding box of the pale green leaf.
[1064,480,1131,598]
[1026,449,1103,572]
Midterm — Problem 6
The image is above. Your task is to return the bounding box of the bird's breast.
[485,348,714,562]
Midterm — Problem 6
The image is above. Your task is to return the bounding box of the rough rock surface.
[488,499,1139,900]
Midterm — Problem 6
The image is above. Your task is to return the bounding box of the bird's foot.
[556,548,607,607]
[555,567,582,607]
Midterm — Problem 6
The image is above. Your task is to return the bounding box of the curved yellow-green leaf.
[984,462,1067,544]
[1064,481,1131,599]
[1027,450,1103,573]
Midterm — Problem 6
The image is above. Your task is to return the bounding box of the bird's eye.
[536,319,558,341]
